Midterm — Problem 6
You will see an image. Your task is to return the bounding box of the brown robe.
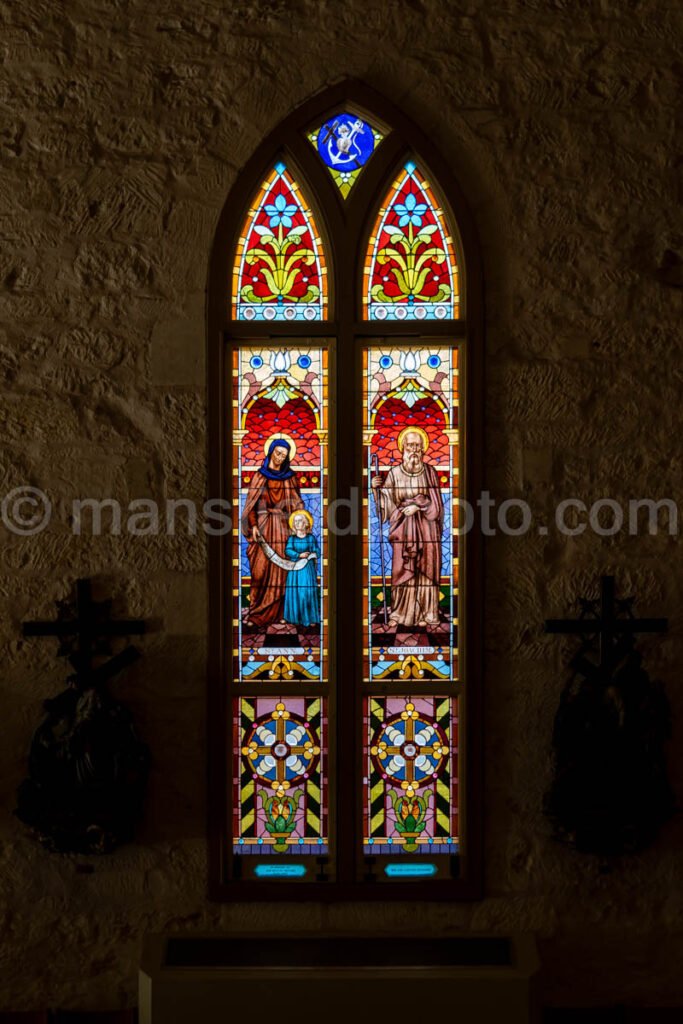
[241,473,302,626]
[376,462,443,626]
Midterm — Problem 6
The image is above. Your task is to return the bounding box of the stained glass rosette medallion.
[363,161,458,321]
[363,696,458,856]
[363,346,459,683]
[233,163,328,321]
[307,113,384,198]
[232,346,328,685]
[233,696,328,856]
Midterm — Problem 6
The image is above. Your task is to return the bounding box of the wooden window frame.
[207,80,484,901]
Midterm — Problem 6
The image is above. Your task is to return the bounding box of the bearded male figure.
[371,429,444,628]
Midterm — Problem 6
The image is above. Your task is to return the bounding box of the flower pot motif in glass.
[233,162,328,321]
[235,697,328,855]
[364,696,459,856]
[364,161,458,320]
[307,113,384,198]
[260,790,303,853]
[388,790,431,853]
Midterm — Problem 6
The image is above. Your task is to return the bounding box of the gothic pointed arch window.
[208,83,483,899]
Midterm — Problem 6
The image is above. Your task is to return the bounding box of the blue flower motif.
[393,190,428,227]
[264,192,298,229]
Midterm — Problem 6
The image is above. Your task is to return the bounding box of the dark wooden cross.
[544,574,667,680]
[22,578,146,690]
[321,119,339,146]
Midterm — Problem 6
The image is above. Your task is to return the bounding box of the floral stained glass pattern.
[363,161,458,320]
[232,347,328,685]
[223,111,471,887]
[234,696,328,856]
[364,696,458,856]
[307,113,384,199]
[233,163,328,321]
[363,346,459,683]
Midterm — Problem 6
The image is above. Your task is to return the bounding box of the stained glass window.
[307,113,384,198]
[231,345,331,876]
[231,346,329,684]
[232,163,328,321]
[363,346,459,682]
[234,696,328,864]
[364,697,458,859]
[360,343,460,877]
[363,161,458,321]
[216,94,478,896]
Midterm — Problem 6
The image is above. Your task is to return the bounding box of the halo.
[397,426,429,453]
[288,508,313,530]
[263,432,297,461]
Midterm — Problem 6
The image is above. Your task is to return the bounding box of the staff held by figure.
[371,453,389,626]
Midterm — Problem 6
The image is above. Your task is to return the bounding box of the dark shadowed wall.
[0,0,681,1011]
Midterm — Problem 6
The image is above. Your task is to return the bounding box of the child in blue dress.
[283,510,320,627]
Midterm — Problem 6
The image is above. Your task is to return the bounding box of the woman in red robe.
[241,439,302,626]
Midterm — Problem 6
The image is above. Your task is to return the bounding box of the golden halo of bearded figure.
[397,426,430,453]
[263,432,297,461]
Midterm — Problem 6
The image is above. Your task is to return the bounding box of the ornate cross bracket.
[544,574,667,680]
[22,578,146,690]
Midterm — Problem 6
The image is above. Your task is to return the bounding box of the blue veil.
[259,439,294,480]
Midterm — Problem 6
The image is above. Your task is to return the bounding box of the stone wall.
[0,0,681,1011]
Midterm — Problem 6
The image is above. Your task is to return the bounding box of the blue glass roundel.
[316,113,376,171]
[427,354,442,369]
[250,355,264,369]
[297,354,312,369]
[379,354,393,369]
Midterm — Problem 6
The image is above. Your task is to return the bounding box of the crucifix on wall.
[16,578,150,855]
[543,575,673,857]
